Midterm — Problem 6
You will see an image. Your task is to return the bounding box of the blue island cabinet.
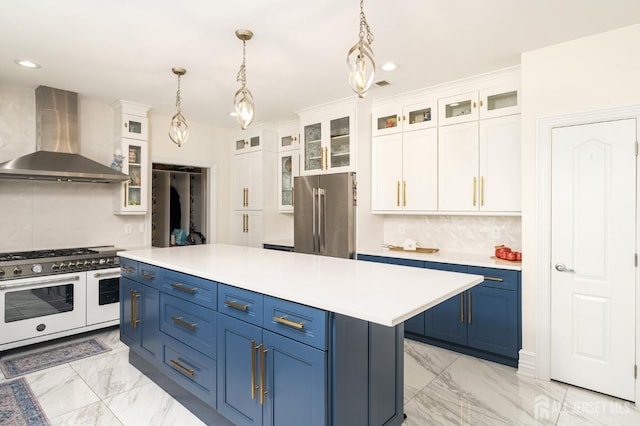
[120,259,162,364]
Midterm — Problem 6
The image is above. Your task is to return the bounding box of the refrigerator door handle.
[312,187,318,253]
[318,188,326,254]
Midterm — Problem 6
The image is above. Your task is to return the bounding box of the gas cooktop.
[0,246,122,280]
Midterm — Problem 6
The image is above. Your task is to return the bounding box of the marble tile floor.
[1,327,639,426]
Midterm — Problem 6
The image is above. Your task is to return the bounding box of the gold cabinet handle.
[130,290,140,328]
[403,181,407,207]
[251,340,258,399]
[484,276,504,282]
[224,300,249,312]
[246,188,249,207]
[259,343,268,405]
[396,181,400,207]
[124,182,128,207]
[171,316,196,330]
[170,283,197,294]
[122,266,135,273]
[468,292,472,324]
[480,176,484,207]
[170,359,195,377]
[141,273,155,280]
[273,316,304,330]
[472,177,477,206]
[460,293,464,323]
[473,101,477,108]
[480,100,484,107]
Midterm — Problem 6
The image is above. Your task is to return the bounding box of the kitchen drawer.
[162,269,217,308]
[217,283,263,327]
[160,293,217,359]
[264,296,327,350]
[161,334,216,407]
[357,254,388,263]
[138,263,162,288]
[120,258,138,280]
[388,258,424,268]
[467,266,519,291]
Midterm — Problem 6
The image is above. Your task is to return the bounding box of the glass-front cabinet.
[300,109,355,176]
[278,151,299,212]
[372,99,437,137]
[115,139,148,214]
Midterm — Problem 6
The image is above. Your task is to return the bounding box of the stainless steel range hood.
[0,86,129,183]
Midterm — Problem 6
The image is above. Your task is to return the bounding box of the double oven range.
[0,246,121,351]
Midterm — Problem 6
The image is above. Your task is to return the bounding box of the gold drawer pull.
[484,276,504,282]
[141,273,155,280]
[171,316,196,330]
[170,359,195,377]
[251,340,258,399]
[260,343,268,405]
[273,316,304,330]
[225,300,249,312]
[170,283,197,294]
[459,293,464,323]
[130,290,140,328]
[122,266,135,273]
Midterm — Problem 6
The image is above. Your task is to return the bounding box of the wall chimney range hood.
[0,86,129,183]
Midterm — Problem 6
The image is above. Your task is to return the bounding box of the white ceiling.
[2,0,640,129]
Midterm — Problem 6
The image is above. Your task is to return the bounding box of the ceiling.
[2,0,640,129]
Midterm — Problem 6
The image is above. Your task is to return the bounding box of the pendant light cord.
[237,40,247,86]
[359,0,373,44]
[175,74,182,112]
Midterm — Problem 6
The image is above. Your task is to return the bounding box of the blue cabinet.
[120,277,161,363]
[357,254,521,366]
[217,311,326,426]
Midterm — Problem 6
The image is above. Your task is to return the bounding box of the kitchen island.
[118,244,483,426]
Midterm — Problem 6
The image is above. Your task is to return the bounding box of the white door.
[438,122,478,211]
[550,119,636,401]
[371,134,402,211]
[403,128,438,211]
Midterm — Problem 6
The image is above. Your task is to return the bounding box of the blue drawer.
[217,284,263,327]
[160,293,217,359]
[162,269,217,308]
[357,254,389,263]
[120,258,138,280]
[264,296,327,351]
[138,263,162,288]
[467,266,519,291]
[161,335,216,407]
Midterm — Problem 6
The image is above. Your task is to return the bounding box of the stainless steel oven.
[0,246,121,351]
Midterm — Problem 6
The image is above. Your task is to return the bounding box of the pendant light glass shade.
[346,0,375,98]
[234,29,255,130]
[169,67,190,147]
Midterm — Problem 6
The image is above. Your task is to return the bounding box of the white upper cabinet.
[372,128,438,213]
[113,101,149,141]
[372,99,437,137]
[439,84,520,126]
[278,121,300,151]
[277,150,299,212]
[479,84,520,119]
[299,105,356,175]
[438,91,480,126]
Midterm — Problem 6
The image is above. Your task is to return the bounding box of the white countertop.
[119,244,483,327]
[357,246,522,271]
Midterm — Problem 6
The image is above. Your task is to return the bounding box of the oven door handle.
[92,271,121,279]
[0,275,81,290]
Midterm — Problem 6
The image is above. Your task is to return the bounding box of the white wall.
[149,113,231,244]
[0,83,232,252]
[520,24,640,361]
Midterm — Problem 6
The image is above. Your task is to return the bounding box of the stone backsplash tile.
[383,215,522,256]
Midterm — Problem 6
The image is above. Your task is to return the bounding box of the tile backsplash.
[383,215,521,255]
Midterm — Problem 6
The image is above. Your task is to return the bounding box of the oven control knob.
[67,262,75,269]
[13,267,22,275]
[91,260,98,266]
[0,269,5,277]
[83,261,91,267]
[31,264,43,273]
[59,262,67,269]
[51,263,59,271]
[106,258,113,265]
[75,261,82,268]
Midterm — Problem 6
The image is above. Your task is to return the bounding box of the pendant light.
[234,29,255,130]
[346,0,375,98]
[169,67,190,147]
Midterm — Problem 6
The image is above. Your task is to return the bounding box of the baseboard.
[517,349,537,378]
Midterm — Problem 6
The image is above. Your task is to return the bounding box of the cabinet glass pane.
[235,139,245,150]
[376,114,398,131]
[304,123,321,171]
[330,117,350,169]
[408,107,432,125]
[128,145,141,164]
[281,154,293,206]
[129,164,141,186]
[281,135,293,148]
[486,91,517,111]
[127,186,141,206]
[250,136,260,148]
[127,119,143,135]
[445,100,472,119]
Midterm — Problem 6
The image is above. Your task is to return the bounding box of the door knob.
[555,263,575,273]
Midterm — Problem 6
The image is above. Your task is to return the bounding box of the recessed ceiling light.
[14,59,41,69]
[229,112,237,117]
[381,62,397,71]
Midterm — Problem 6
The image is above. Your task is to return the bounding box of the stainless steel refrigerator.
[294,172,356,259]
